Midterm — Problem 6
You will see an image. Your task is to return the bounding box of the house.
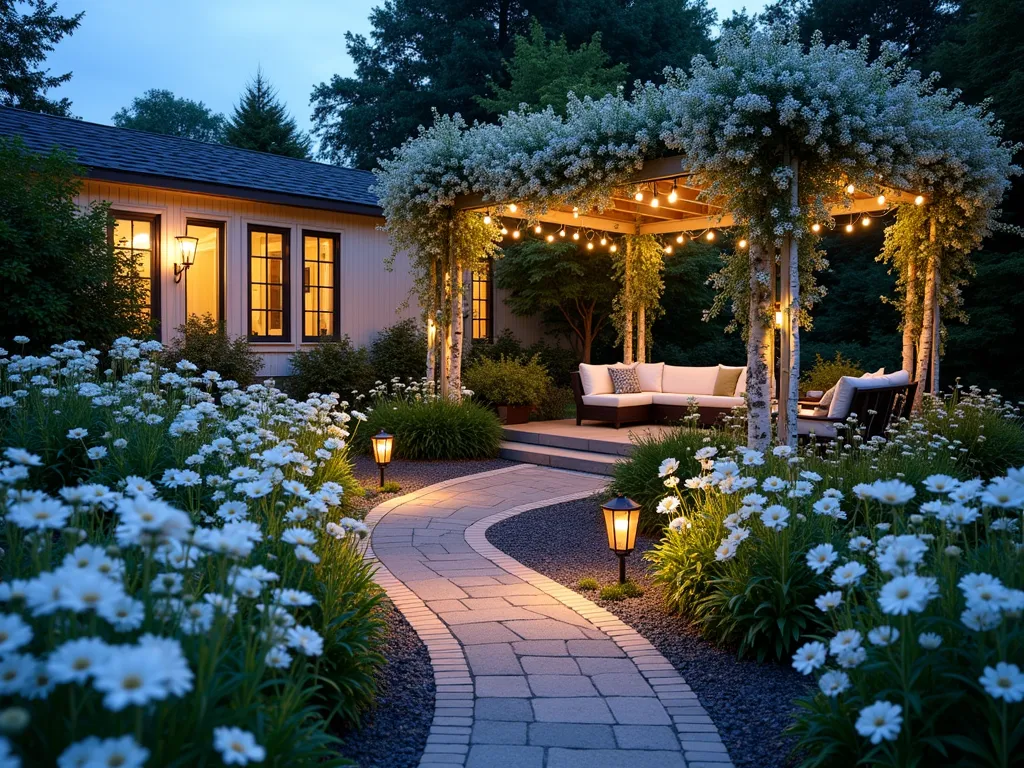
[0,107,543,376]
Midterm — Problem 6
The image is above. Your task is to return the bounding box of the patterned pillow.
[608,366,642,394]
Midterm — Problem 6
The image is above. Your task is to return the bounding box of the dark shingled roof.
[0,106,381,216]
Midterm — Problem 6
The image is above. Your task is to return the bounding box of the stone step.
[499,440,621,476]
[501,426,635,457]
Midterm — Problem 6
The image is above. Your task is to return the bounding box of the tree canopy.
[224,69,311,159]
[113,89,226,143]
[0,0,81,116]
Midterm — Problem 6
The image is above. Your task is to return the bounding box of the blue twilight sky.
[47,0,767,138]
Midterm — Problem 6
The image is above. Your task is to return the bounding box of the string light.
[845,222,854,233]
[676,234,684,244]
[738,239,747,248]
[877,194,886,205]
[483,212,492,224]
[586,242,594,250]
[572,230,580,240]
[610,243,618,253]
[663,244,673,254]
[914,195,925,206]
[811,223,821,233]
[559,228,566,237]
[546,233,555,242]
[668,182,678,204]
[534,224,542,234]
[500,226,508,235]
[861,216,871,227]
[600,236,607,246]
[705,231,715,241]
[508,203,517,213]
[572,207,580,219]
[512,229,521,239]
[634,189,644,202]
[845,183,855,195]
[650,195,659,208]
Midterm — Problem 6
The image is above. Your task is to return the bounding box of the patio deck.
[498,420,677,476]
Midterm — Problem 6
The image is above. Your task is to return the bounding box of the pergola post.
[426,261,437,384]
[746,241,773,450]
[901,257,917,374]
[637,306,646,363]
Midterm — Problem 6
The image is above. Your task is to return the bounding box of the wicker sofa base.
[570,372,737,429]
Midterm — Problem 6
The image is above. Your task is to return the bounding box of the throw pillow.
[713,365,744,396]
[608,366,642,394]
[815,384,837,414]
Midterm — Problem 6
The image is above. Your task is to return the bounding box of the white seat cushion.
[797,418,839,439]
[581,393,653,407]
[635,362,664,392]
[662,365,719,396]
[651,393,745,409]
[827,370,911,419]
[578,363,614,396]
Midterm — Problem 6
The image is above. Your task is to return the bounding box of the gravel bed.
[336,598,435,768]
[487,496,810,768]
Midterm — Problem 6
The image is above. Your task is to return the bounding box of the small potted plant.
[463,354,551,424]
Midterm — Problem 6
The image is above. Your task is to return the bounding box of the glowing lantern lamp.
[601,495,640,584]
[371,431,394,487]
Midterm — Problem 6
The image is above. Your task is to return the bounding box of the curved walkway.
[363,464,734,768]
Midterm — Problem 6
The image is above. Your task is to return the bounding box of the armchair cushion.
[827,370,911,419]
[581,393,654,407]
[663,365,719,396]
[714,365,745,396]
[578,363,614,396]
[635,362,664,392]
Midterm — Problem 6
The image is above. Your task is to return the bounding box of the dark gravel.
[337,598,435,768]
[487,496,810,768]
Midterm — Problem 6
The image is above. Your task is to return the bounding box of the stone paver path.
[363,465,734,768]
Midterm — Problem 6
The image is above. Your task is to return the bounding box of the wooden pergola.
[454,154,924,442]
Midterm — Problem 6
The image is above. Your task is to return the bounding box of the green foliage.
[380,480,401,494]
[535,385,575,421]
[369,318,426,383]
[494,240,617,364]
[577,577,599,591]
[476,20,626,115]
[467,330,575,388]
[357,399,502,461]
[612,234,666,349]
[800,352,865,395]
[462,354,551,407]
[599,581,644,601]
[288,337,375,399]
[112,88,226,142]
[0,0,81,116]
[161,314,263,388]
[0,139,149,350]
[224,68,311,158]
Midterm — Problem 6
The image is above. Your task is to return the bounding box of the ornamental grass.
[0,337,383,766]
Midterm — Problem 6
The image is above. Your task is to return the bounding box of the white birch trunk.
[901,258,917,374]
[623,239,633,364]
[931,262,940,394]
[747,241,773,450]
[783,158,801,446]
[425,318,436,384]
[637,305,646,363]
[447,264,464,400]
[913,219,938,410]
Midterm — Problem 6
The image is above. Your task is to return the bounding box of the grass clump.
[598,581,644,601]
[576,577,599,591]
[380,480,402,494]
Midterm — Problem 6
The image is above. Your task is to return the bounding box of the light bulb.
[483,214,491,224]
[811,223,821,233]
[610,244,618,253]
[512,229,520,239]
[738,239,747,248]
[877,195,886,205]
[634,190,644,202]
[534,224,542,234]
[600,237,607,246]
[706,231,715,241]
[559,228,566,237]
[546,234,555,242]
[500,226,508,235]
[915,195,925,206]
[862,217,870,227]
[676,234,684,244]
[668,185,678,204]
[650,196,659,208]
[508,203,517,213]
[664,244,673,254]
[572,207,580,219]
[845,223,854,233]
[572,231,580,240]
[586,242,594,250]
[845,183,855,195]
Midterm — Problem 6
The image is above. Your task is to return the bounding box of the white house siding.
[76,180,549,376]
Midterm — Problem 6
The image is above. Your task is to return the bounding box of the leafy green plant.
[463,354,551,407]
[380,480,401,494]
[599,584,626,601]
[801,352,865,395]
[369,318,426,383]
[576,577,599,591]
[288,336,375,399]
[358,399,502,460]
[161,314,263,388]
[535,385,575,421]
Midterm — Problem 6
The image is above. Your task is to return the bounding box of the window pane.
[186,223,221,322]
[251,231,266,256]
[133,251,150,278]
[131,221,151,250]
[302,233,337,339]
[113,219,132,248]
[268,258,282,284]
[319,238,333,261]
[319,287,333,313]
[268,233,283,257]
[269,311,283,333]
[252,311,265,336]
[319,262,333,286]
[318,314,333,337]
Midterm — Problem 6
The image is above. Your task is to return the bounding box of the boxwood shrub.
[359,398,502,460]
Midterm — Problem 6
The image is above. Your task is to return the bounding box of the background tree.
[476,21,626,115]
[0,139,148,350]
[0,0,82,116]
[113,89,226,143]
[494,240,617,364]
[224,69,311,159]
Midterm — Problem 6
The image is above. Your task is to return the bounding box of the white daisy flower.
[855,701,902,744]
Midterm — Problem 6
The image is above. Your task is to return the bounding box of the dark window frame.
[185,218,226,325]
[246,223,291,342]
[109,210,161,340]
[471,259,494,343]
[301,229,341,342]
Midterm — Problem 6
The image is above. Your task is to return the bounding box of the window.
[248,225,290,340]
[185,220,224,323]
[111,211,160,333]
[471,261,493,342]
[302,231,339,340]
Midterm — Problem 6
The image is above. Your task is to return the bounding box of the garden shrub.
[463,354,550,407]
[535,384,575,421]
[466,329,525,364]
[288,336,375,399]
[0,337,383,765]
[161,314,263,388]
[358,397,502,460]
[801,352,865,395]
[369,318,426,383]
[0,139,150,350]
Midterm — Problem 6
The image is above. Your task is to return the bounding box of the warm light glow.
[483,213,492,225]
[811,223,821,233]
[676,234,684,244]
[610,243,618,253]
[668,185,678,204]
[600,237,607,246]
[915,195,925,206]
[634,190,644,202]
[175,235,199,267]
[546,234,555,242]
[862,217,871,227]
[572,207,580,219]
[134,232,152,249]
[512,229,521,239]
[508,203,517,213]
[534,224,542,234]
[705,231,715,241]
[572,231,580,240]
[614,517,629,533]
[371,431,394,466]
[558,228,566,237]
[877,195,886,205]
[500,226,508,235]
[664,245,673,254]
[845,183,855,195]
[738,239,747,248]
[650,196,659,208]
[845,223,854,233]
[775,310,783,328]
[601,495,640,560]
[586,242,594,250]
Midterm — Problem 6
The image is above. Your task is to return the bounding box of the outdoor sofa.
[570,362,746,428]
[796,369,917,440]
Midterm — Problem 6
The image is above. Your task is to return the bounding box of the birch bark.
[637,305,646,363]
[447,264,464,400]
[623,239,633,364]
[747,241,773,450]
[913,219,938,410]
[425,260,437,384]
[901,258,917,374]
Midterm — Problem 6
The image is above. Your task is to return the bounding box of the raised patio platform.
[499,420,676,476]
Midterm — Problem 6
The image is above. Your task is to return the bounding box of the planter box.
[497,404,532,425]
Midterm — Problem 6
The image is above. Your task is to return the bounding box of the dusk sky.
[48,0,766,140]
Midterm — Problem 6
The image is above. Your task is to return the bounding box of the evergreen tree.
[224,69,311,159]
[113,89,226,143]
[476,20,627,115]
[0,0,82,116]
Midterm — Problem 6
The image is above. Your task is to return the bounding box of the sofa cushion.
[578,363,614,396]
[609,366,642,394]
[651,393,745,409]
[797,418,839,439]
[662,365,719,396]
[581,393,654,407]
[735,366,747,395]
[714,365,745,396]
[827,370,911,419]
[635,362,664,392]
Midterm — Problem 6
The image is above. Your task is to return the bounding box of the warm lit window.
[185,220,224,323]
[111,211,159,329]
[471,261,493,342]
[302,231,339,340]
[249,225,289,340]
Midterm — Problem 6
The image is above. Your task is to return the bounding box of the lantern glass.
[371,431,393,466]
[601,496,640,554]
[176,235,199,267]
